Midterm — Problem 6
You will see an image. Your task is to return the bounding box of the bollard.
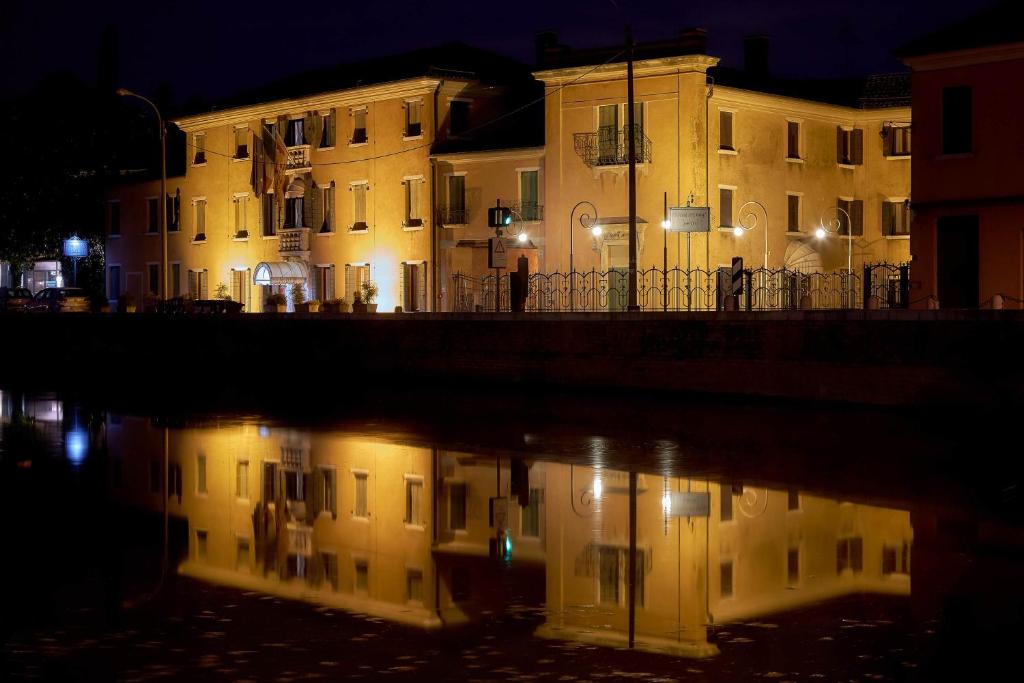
[799,294,812,310]
[866,295,880,310]
[992,294,1004,310]
[724,294,739,312]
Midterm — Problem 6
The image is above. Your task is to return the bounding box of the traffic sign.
[732,257,744,296]
[489,237,507,269]
[667,207,710,233]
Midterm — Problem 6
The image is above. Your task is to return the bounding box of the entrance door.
[936,215,979,309]
[606,244,628,311]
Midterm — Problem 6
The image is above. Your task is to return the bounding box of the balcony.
[278,227,310,254]
[573,125,652,168]
[510,201,543,222]
[438,206,469,226]
[285,145,311,174]
[286,522,313,557]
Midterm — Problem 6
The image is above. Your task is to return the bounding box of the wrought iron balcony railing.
[438,206,469,226]
[573,125,652,167]
[510,201,543,222]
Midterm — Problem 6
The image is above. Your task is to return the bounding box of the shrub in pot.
[322,299,350,313]
[359,280,379,313]
[117,292,136,314]
[265,292,287,313]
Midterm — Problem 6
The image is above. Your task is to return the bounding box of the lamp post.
[569,200,600,311]
[661,191,670,312]
[117,88,168,301]
[732,200,769,269]
[816,206,854,307]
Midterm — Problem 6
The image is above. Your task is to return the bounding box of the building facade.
[105,36,912,312]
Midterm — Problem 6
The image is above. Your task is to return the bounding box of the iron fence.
[451,263,910,313]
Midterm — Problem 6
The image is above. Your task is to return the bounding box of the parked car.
[28,287,91,313]
[0,287,33,312]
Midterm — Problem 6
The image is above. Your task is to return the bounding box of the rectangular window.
[171,263,181,297]
[147,264,159,296]
[109,201,120,235]
[787,548,799,586]
[719,188,734,228]
[886,125,911,156]
[262,193,276,237]
[787,195,800,232]
[446,175,466,224]
[720,560,733,598]
[597,104,619,163]
[285,471,304,501]
[352,108,368,144]
[521,488,540,538]
[233,195,248,237]
[284,196,303,228]
[787,121,800,158]
[230,269,250,311]
[236,538,250,570]
[322,552,339,590]
[449,482,467,531]
[519,170,540,221]
[401,261,426,312]
[147,197,159,233]
[837,127,864,165]
[942,86,972,154]
[167,192,180,231]
[234,127,248,158]
[352,183,368,230]
[320,109,336,148]
[196,530,208,559]
[787,489,800,511]
[836,536,864,574]
[720,484,733,521]
[449,100,470,135]
[169,463,182,500]
[262,462,278,502]
[188,269,208,300]
[197,454,207,494]
[882,546,897,575]
[194,199,207,240]
[404,178,422,227]
[883,200,910,236]
[344,264,370,304]
[321,185,335,233]
[322,468,336,517]
[286,118,304,146]
[354,472,368,518]
[355,560,368,592]
[837,198,864,237]
[109,265,121,301]
[407,569,423,602]
[193,133,206,164]
[720,111,734,150]
[236,460,249,499]
[405,478,423,525]
[405,101,422,137]
[313,265,335,302]
[599,546,619,604]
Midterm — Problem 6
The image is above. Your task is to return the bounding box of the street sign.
[667,206,710,233]
[63,236,88,258]
[488,237,507,269]
[490,496,509,530]
[666,491,710,518]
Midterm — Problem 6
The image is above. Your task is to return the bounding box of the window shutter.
[231,271,240,302]
[400,263,408,311]
[882,203,893,236]
[328,265,336,300]
[200,270,209,300]
[852,200,864,236]
[851,129,864,165]
[312,470,323,517]
[836,127,844,163]
[310,182,323,232]
[418,263,427,312]
[328,184,336,231]
[329,471,337,519]
[345,264,356,303]
[305,111,318,146]
[188,270,197,299]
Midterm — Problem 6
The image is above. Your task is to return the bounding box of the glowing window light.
[65,429,88,465]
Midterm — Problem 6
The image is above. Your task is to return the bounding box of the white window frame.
[403,99,424,141]
[352,468,369,521]
[717,184,737,230]
[883,195,911,239]
[191,132,207,166]
[786,191,803,234]
[191,196,208,243]
[353,555,369,594]
[232,192,249,239]
[403,474,425,530]
[718,108,737,155]
[445,172,468,226]
[196,452,208,496]
[838,125,856,169]
[318,109,336,150]
[516,167,542,223]
[785,118,804,162]
[350,106,369,147]
[349,181,369,232]
[402,175,425,230]
[236,458,250,502]
[232,125,249,161]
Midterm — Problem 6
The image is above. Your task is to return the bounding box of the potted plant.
[359,280,379,313]
[215,282,231,300]
[117,292,136,314]
[322,298,350,314]
[265,292,287,313]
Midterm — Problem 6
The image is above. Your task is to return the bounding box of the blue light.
[65,430,88,465]
[259,425,270,438]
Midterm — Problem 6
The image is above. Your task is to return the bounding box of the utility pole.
[626,25,639,311]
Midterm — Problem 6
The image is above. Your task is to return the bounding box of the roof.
[712,68,910,109]
[191,43,535,116]
[898,1,1024,58]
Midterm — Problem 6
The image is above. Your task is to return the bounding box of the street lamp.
[117,88,168,301]
[732,200,770,269]
[817,206,854,307]
[569,200,599,311]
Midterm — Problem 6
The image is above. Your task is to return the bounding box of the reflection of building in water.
[538,466,912,657]
[106,418,545,628]
[105,418,910,654]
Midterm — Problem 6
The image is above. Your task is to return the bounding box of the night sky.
[1,0,996,104]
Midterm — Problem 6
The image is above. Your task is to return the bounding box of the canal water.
[1,388,1021,681]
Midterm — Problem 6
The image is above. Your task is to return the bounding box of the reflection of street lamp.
[732,200,769,269]
[117,88,168,300]
[817,206,854,306]
[569,201,599,311]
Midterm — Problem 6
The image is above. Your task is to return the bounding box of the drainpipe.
[432,81,444,312]
[432,446,442,625]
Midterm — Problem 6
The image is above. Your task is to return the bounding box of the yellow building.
[106,35,912,311]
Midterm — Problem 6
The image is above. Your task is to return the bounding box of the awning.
[253,261,309,285]
[593,216,648,226]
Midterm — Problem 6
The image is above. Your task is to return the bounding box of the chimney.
[535,31,560,68]
[743,35,770,80]
[678,27,708,55]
